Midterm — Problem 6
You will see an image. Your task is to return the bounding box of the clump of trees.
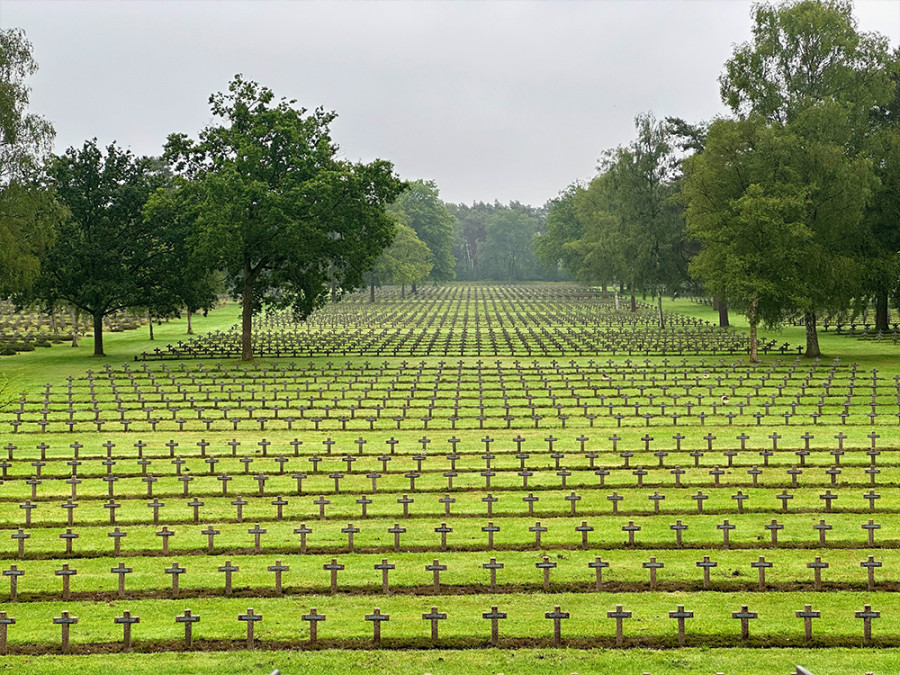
[536,0,900,360]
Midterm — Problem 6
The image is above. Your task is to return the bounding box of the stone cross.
[202,527,220,553]
[669,605,693,646]
[855,604,880,643]
[388,523,406,552]
[752,556,772,590]
[365,607,389,645]
[670,520,688,548]
[268,560,289,593]
[238,608,262,648]
[324,558,344,594]
[3,565,23,602]
[482,605,506,645]
[375,558,395,594]
[0,611,15,655]
[166,562,185,597]
[697,556,717,589]
[795,604,819,642]
[427,559,447,591]
[422,606,447,640]
[536,556,556,590]
[861,556,882,591]
[607,604,632,646]
[589,557,609,590]
[218,560,238,596]
[545,605,569,646]
[643,556,664,590]
[176,609,200,648]
[732,605,757,640]
[807,557,828,590]
[293,524,311,554]
[56,563,77,599]
[114,610,140,651]
[576,521,593,549]
[111,561,132,598]
[53,610,78,652]
[302,608,325,643]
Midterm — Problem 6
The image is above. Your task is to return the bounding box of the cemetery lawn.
[3,285,900,674]
[4,646,900,674]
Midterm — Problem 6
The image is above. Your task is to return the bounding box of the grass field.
[0,285,897,674]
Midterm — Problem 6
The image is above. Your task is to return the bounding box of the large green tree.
[388,180,455,286]
[720,0,893,356]
[35,140,170,356]
[481,207,542,281]
[367,219,432,300]
[0,28,65,296]
[165,75,405,360]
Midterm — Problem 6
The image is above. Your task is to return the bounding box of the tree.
[165,75,405,360]
[367,220,432,300]
[35,140,170,356]
[481,208,541,281]
[389,180,455,285]
[0,28,65,296]
[534,184,584,280]
[683,117,812,362]
[721,0,893,356]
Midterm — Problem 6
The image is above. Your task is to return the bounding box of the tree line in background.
[535,0,900,361]
[2,1,898,362]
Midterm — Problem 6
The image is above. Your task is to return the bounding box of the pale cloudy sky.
[3,0,898,207]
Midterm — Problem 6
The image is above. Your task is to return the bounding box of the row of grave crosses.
[6,515,887,559]
[3,551,888,601]
[0,430,886,468]
[0,602,885,654]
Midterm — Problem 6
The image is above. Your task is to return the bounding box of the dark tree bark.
[875,291,889,332]
[71,307,79,348]
[630,287,637,312]
[187,309,193,335]
[657,289,665,328]
[715,296,730,327]
[241,260,254,361]
[92,311,105,357]
[148,309,154,340]
[804,312,821,358]
[411,280,417,295]
[370,282,375,303]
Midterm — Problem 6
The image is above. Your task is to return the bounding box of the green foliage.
[0,28,65,297]
[533,184,582,279]
[34,140,169,356]
[480,208,542,282]
[370,220,433,288]
[164,75,405,359]
[388,180,456,282]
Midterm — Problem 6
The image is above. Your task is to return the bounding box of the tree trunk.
[241,265,254,361]
[370,282,375,303]
[804,312,821,358]
[749,319,759,363]
[401,284,406,299]
[715,296,730,327]
[49,306,57,334]
[148,310,154,340]
[748,298,759,363]
[411,281,417,295]
[614,288,620,311]
[71,307,79,348]
[630,288,637,312]
[712,296,719,311]
[875,291,889,332]
[92,311,105,357]
[657,289,665,328]
[187,309,193,335]
[601,283,608,297]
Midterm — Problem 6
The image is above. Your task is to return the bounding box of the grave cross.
[111,561,132,598]
[114,610,140,651]
[669,605,693,646]
[422,607,447,640]
[607,604,632,646]
[176,609,200,649]
[732,605,758,641]
[545,605,569,646]
[302,607,326,643]
[267,560,289,593]
[482,605,507,645]
[365,607,389,645]
[0,611,14,655]
[324,558,344,594]
[795,604,820,642]
[218,560,238,596]
[3,565,23,601]
[238,608,262,648]
[53,610,78,653]
[855,604,880,644]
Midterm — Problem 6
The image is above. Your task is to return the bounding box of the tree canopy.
[164,75,405,360]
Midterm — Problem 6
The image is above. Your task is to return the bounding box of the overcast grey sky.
[3,0,898,207]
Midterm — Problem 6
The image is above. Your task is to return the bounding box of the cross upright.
[388,523,406,552]
[365,607,389,645]
[0,611,15,655]
[375,558,395,594]
[53,610,78,653]
[218,560,238,596]
[482,605,506,645]
[302,608,325,643]
[111,561,132,598]
[855,604,880,643]
[422,606,447,641]
[267,560,289,593]
[607,604,632,646]
[114,610,140,651]
[324,558,344,594]
[545,605,569,646]
[669,605,693,646]
[176,609,200,648]
[697,556,717,589]
[732,605,757,641]
[238,608,262,648]
[861,556,882,591]
[796,604,819,642]
[3,565,23,601]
